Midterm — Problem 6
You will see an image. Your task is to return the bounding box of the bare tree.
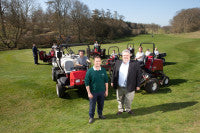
[0,0,32,49]
[46,0,71,35]
[70,0,90,42]
[171,8,200,33]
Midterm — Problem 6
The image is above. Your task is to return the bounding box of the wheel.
[145,78,160,93]
[56,83,65,98]
[102,60,107,65]
[162,76,169,86]
[52,67,57,81]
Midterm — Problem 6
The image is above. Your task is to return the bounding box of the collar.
[122,61,130,65]
[93,66,101,71]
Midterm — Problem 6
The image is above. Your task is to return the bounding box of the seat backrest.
[64,61,74,73]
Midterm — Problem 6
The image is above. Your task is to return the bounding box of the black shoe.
[99,115,106,119]
[89,118,94,124]
[128,110,134,115]
[116,111,123,115]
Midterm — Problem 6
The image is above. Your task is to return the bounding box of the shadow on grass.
[37,63,51,65]
[140,87,172,95]
[61,87,88,99]
[156,87,172,93]
[170,79,188,86]
[104,101,198,119]
[61,87,117,100]
[165,62,177,66]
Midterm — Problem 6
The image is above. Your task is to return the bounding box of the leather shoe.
[99,115,106,119]
[116,111,122,115]
[89,118,94,124]
[128,110,134,115]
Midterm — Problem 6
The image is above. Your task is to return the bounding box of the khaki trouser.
[116,87,135,112]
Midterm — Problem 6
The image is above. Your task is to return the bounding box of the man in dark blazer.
[32,44,38,65]
[111,49,141,115]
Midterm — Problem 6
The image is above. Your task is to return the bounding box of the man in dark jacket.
[32,44,38,65]
[111,49,141,115]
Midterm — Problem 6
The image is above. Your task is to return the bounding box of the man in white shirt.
[135,46,145,62]
[94,41,99,48]
[111,49,141,115]
[154,48,159,56]
[145,49,151,56]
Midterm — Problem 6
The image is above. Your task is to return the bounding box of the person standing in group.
[94,41,99,49]
[85,56,108,124]
[154,47,159,56]
[145,49,151,56]
[32,44,38,65]
[135,46,145,63]
[111,49,141,115]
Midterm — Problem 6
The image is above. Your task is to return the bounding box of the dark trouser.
[89,91,105,118]
[34,55,38,64]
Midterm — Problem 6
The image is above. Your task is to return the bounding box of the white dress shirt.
[136,52,145,62]
[145,51,151,56]
[154,50,159,56]
[118,61,129,87]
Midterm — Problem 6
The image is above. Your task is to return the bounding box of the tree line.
[0,0,162,50]
[1,0,198,50]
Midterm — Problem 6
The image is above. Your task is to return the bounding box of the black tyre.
[56,83,65,98]
[102,60,107,65]
[145,78,160,93]
[162,76,169,86]
[52,67,57,81]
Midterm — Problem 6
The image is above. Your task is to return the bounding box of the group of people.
[85,46,160,124]
[32,42,159,124]
[85,49,141,124]
[135,47,160,63]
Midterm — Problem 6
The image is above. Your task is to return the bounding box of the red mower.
[39,49,56,63]
[139,43,169,93]
[52,43,92,98]
[101,46,121,78]
[86,44,106,58]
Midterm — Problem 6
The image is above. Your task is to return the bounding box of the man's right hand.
[88,93,93,99]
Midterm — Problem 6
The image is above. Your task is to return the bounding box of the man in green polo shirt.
[85,56,108,124]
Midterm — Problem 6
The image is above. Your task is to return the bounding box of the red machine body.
[145,57,163,72]
[39,50,55,63]
[70,70,87,86]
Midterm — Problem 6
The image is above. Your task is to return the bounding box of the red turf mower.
[139,43,169,93]
[86,44,106,58]
[39,49,55,63]
[52,43,92,98]
[101,46,121,78]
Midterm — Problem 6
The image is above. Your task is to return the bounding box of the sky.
[37,0,200,26]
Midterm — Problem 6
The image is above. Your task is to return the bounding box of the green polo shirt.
[85,67,108,93]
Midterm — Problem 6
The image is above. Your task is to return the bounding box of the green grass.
[0,34,200,133]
